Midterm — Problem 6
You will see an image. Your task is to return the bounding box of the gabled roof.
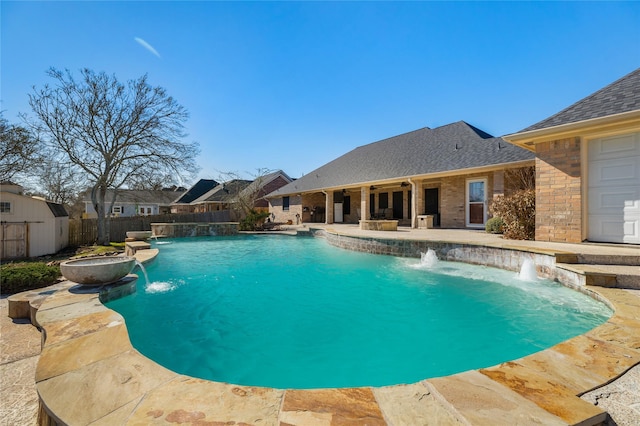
[239,170,292,198]
[520,68,640,133]
[270,121,534,196]
[172,179,218,204]
[194,179,252,204]
[82,189,186,205]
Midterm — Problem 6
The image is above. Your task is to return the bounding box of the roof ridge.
[360,126,431,148]
[434,120,495,139]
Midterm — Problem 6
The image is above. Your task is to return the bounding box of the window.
[283,196,290,211]
[0,202,11,213]
[111,205,123,215]
[138,206,153,216]
[466,178,487,227]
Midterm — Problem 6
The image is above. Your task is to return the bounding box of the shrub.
[485,217,505,234]
[239,209,271,231]
[489,189,535,240]
[1,262,61,294]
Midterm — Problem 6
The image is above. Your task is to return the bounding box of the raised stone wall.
[151,222,239,238]
[311,228,583,288]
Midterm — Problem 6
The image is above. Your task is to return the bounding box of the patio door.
[425,188,439,226]
[392,191,403,219]
[466,178,487,228]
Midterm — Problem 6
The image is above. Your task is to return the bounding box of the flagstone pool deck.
[2,226,639,425]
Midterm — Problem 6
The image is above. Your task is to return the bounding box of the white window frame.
[466,177,488,228]
[111,205,123,215]
[138,205,153,216]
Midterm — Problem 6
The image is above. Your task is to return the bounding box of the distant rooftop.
[172,179,218,204]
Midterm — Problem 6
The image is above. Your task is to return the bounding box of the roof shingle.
[270,121,534,196]
[520,68,640,133]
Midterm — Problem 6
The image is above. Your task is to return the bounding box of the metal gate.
[1,223,28,259]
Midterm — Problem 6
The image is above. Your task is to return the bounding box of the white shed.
[0,183,69,258]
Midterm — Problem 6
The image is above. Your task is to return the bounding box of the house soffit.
[270,159,534,196]
[505,110,640,149]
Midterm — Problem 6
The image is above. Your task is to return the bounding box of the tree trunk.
[92,185,110,245]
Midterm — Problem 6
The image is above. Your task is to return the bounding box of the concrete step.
[555,252,640,266]
[557,263,640,289]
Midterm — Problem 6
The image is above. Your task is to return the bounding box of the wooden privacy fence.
[69,210,232,246]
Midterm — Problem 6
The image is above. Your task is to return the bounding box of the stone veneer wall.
[535,137,582,243]
[311,228,589,290]
[151,222,238,238]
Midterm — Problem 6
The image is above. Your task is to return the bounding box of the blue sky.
[2,1,639,184]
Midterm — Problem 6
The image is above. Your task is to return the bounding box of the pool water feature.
[106,235,611,389]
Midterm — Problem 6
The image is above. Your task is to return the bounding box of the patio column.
[361,186,370,226]
[325,191,334,224]
[409,178,423,228]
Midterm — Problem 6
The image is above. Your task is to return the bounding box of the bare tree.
[127,172,177,191]
[28,68,200,244]
[37,155,84,206]
[505,166,535,192]
[0,113,43,182]
[218,168,275,230]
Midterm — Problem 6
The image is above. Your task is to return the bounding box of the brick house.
[177,171,292,215]
[504,68,640,244]
[268,121,535,229]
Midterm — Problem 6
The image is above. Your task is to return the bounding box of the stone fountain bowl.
[126,231,152,240]
[60,256,136,285]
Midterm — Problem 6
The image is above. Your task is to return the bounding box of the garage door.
[588,132,640,244]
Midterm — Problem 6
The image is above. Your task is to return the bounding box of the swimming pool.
[106,235,611,389]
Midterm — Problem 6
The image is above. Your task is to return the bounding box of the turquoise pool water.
[106,235,611,389]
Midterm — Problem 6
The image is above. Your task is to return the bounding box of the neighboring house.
[504,68,640,245]
[83,189,186,218]
[267,121,535,229]
[170,179,219,213]
[0,183,69,258]
[179,171,293,214]
[240,170,293,211]
[191,180,252,213]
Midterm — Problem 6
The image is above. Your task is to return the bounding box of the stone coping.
[29,234,640,425]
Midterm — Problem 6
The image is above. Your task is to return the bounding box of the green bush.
[0,262,61,294]
[239,209,271,231]
[489,189,535,240]
[485,217,505,234]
